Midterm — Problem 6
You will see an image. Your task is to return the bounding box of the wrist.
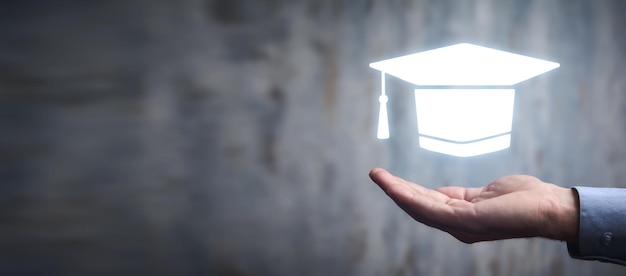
[544,185,579,242]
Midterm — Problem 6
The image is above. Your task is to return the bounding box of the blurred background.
[2,0,626,275]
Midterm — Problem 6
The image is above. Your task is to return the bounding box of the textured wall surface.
[3,0,626,275]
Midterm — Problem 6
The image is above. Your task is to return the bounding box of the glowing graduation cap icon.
[369,43,559,157]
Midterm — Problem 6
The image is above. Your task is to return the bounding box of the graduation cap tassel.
[377,72,390,139]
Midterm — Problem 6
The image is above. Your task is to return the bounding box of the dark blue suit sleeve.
[567,187,626,265]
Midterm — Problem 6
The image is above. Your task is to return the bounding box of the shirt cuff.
[567,186,626,265]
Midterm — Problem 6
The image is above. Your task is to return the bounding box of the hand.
[369,168,579,243]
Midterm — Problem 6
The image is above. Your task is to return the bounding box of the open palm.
[369,168,578,243]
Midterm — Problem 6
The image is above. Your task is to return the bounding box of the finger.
[369,169,485,239]
[369,168,449,203]
[369,168,420,203]
[369,168,456,225]
[369,167,398,193]
[437,186,484,201]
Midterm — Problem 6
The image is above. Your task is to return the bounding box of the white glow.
[368,43,559,157]
[419,134,511,157]
[377,95,390,139]
[414,89,515,142]
[414,89,514,156]
[369,43,559,86]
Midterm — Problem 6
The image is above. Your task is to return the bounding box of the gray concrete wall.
[2,0,626,275]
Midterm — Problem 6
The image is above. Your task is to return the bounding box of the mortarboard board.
[369,43,560,157]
